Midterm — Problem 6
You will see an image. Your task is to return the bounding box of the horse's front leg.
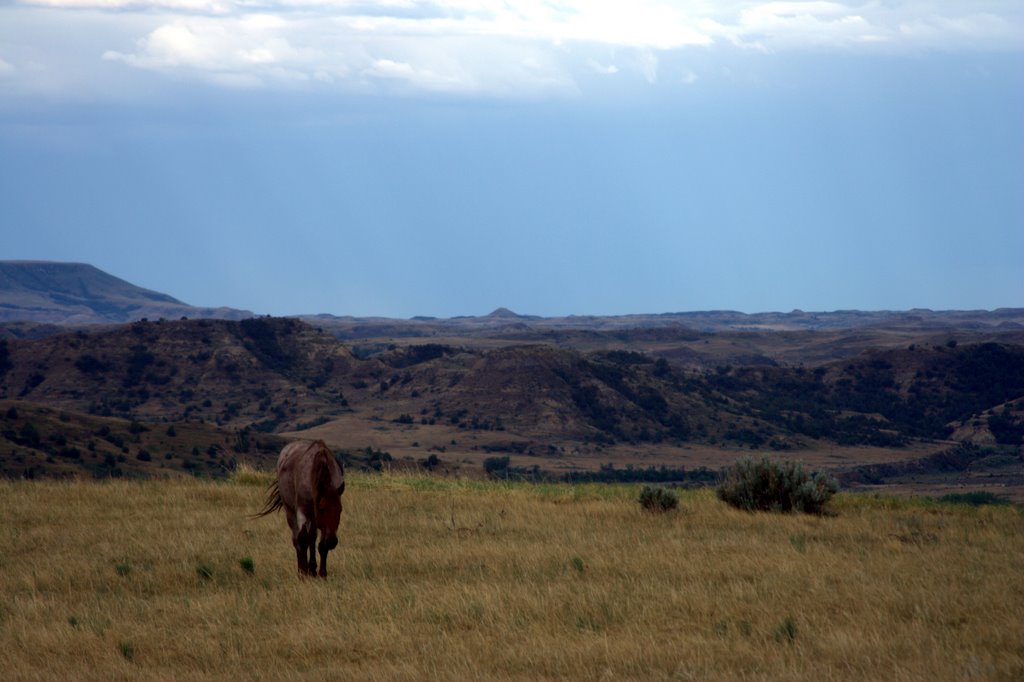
[317,542,329,578]
[306,530,317,576]
[317,535,337,578]
[287,510,310,576]
[293,530,311,576]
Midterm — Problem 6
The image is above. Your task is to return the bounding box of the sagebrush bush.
[638,485,679,513]
[717,456,838,514]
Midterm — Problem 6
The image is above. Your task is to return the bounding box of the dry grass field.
[1,471,1022,681]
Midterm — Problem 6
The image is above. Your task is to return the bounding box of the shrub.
[239,557,255,574]
[774,616,797,642]
[74,355,110,375]
[18,422,41,448]
[20,372,45,396]
[717,456,838,514]
[938,491,1012,507]
[0,339,10,377]
[638,485,679,513]
[483,456,510,477]
[987,412,1024,445]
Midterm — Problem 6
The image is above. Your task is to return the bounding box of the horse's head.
[316,488,343,549]
[309,444,345,575]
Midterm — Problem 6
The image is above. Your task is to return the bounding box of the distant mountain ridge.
[302,307,1024,340]
[0,261,252,324]
[1,260,1021,333]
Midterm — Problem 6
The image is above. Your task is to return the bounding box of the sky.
[1,1,1022,318]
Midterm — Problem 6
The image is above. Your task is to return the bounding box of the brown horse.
[254,440,345,577]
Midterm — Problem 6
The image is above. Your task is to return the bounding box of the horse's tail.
[251,479,283,519]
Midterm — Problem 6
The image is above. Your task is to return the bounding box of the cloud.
[897,13,1021,50]
[140,0,709,93]
[587,59,619,75]
[638,50,658,84]
[96,8,584,94]
[709,1,881,49]
[101,15,324,88]
[6,1,1024,97]
[23,0,234,11]
[702,2,1024,51]
[362,58,470,91]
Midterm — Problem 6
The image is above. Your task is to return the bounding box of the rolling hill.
[0,261,252,324]
[1,261,1021,494]
[2,317,1022,490]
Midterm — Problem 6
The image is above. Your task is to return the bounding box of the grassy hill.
[0,399,285,480]
[6,318,1023,444]
[0,473,1021,680]
[0,317,360,430]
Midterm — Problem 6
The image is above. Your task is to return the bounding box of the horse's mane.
[311,442,345,498]
[252,479,283,518]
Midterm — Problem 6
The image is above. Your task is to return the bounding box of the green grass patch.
[938,491,1013,507]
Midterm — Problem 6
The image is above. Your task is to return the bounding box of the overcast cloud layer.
[2,2,1021,317]
[2,1,1022,98]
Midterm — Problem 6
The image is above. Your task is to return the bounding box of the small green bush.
[717,456,838,514]
[239,557,255,574]
[938,491,1012,507]
[638,485,679,513]
[196,562,214,580]
[774,616,797,642]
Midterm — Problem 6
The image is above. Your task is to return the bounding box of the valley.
[3,313,1022,501]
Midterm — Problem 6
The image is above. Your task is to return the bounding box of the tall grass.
[0,473,1021,681]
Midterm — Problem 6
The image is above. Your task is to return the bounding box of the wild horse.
[255,440,345,577]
